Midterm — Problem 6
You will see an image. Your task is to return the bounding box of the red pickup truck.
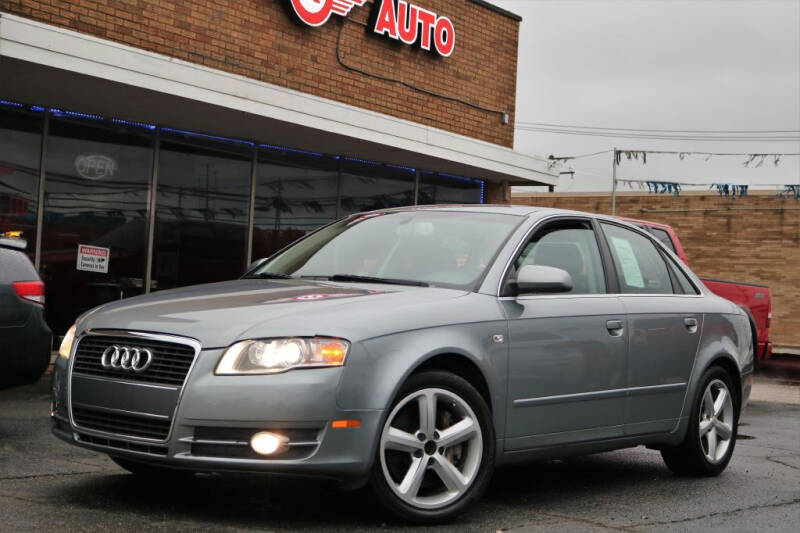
[621,217,773,363]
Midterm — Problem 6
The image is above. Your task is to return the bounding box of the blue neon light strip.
[50,108,104,121]
[258,143,324,158]
[3,97,491,205]
[386,164,416,173]
[161,127,254,146]
[112,118,156,130]
[438,172,477,183]
[343,157,382,166]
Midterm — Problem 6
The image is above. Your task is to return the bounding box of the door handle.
[684,317,698,333]
[606,320,624,337]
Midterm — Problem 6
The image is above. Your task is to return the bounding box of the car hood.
[77,279,470,348]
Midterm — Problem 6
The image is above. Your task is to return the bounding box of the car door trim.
[513,382,687,408]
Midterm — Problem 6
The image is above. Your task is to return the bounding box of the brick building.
[514,191,800,349]
[0,0,556,336]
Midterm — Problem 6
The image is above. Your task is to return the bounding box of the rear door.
[598,222,702,435]
[502,218,628,450]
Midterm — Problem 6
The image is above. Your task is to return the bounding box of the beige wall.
[513,191,800,348]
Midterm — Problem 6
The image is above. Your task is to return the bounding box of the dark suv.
[0,234,52,388]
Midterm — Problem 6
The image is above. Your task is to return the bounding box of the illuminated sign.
[288,0,456,57]
[373,0,455,57]
[288,0,367,27]
[75,154,117,180]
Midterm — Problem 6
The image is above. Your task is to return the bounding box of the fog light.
[250,431,287,455]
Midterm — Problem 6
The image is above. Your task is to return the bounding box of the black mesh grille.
[73,407,171,440]
[72,335,196,386]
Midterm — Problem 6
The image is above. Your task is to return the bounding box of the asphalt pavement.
[1,362,798,532]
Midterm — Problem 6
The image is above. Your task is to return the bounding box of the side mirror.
[515,265,573,295]
[245,257,268,275]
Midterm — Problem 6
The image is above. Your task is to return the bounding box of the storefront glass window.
[418,171,484,205]
[0,105,42,260]
[252,146,339,260]
[40,115,154,335]
[339,159,415,216]
[153,131,252,290]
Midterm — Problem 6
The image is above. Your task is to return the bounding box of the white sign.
[77,244,110,273]
[609,236,644,288]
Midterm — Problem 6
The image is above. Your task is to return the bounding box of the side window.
[512,220,606,294]
[666,256,699,295]
[601,223,674,294]
[648,227,677,254]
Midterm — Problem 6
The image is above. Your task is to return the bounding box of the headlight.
[215,337,350,375]
[58,325,76,359]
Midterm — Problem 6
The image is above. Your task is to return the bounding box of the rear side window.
[512,220,607,295]
[0,247,39,283]
[666,256,699,295]
[601,223,674,294]
[648,227,676,254]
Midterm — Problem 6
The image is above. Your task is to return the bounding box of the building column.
[485,181,511,205]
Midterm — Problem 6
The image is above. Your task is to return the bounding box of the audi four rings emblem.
[100,345,153,373]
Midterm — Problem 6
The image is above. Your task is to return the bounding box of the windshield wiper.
[244,272,295,280]
[327,274,429,287]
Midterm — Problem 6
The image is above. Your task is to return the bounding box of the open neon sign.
[288,0,456,57]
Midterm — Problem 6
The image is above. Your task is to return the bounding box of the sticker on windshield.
[609,236,644,288]
[76,244,110,273]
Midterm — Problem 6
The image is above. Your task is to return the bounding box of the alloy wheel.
[379,387,483,510]
[698,378,735,463]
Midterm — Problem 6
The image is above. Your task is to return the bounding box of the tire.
[661,365,739,476]
[369,370,495,524]
[110,456,194,479]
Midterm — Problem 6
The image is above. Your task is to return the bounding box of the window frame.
[499,215,614,297]
[597,220,704,297]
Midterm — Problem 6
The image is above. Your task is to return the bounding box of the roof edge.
[468,0,522,22]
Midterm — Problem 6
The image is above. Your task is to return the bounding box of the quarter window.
[648,227,677,254]
[601,223,674,294]
[666,257,699,295]
[511,220,607,295]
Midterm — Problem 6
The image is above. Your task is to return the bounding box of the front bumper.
[52,347,383,482]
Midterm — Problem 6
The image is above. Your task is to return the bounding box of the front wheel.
[370,370,495,523]
[661,365,738,476]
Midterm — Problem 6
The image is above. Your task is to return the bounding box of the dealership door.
[39,113,153,337]
[502,219,628,451]
[150,130,252,291]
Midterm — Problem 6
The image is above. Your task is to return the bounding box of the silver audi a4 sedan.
[52,206,753,523]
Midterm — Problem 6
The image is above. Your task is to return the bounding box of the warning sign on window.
[77,244,110,273]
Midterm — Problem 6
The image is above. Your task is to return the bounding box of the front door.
[502,218,628,450]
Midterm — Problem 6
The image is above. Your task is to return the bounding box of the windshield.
[251,211,521,288]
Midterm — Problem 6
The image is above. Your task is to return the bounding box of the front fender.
[335,318,509,437]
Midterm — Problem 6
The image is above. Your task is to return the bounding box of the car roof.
[361,204,641,226]
[358,204,601,218]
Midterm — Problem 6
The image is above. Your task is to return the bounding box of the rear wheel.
[661,365,738,476]
[110,456,193,479]
[370,370,495,523]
